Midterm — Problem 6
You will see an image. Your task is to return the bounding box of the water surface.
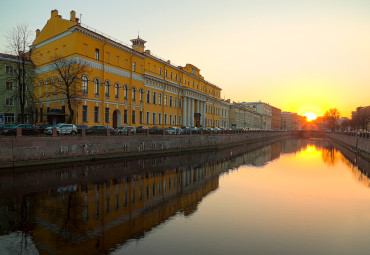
[0,139,369,255]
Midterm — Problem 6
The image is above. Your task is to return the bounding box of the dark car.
[0,124,17,135]
[149,126,163,134]
[6,124,39,136]
[136,126,149,134]
[86,126,114,135]
[38,124,52,133]
[76,125,89,134]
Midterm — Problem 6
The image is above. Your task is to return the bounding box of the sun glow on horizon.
[303,112,318,122]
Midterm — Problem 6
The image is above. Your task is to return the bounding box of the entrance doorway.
[112,109,121,128]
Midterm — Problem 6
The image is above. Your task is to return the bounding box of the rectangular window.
[5,113,15,123]
[170,72,173,79]
[164,95,168,106]
[175,74,177,81]
[179,98,182,109]
[158,113,162,125]
[159,68,162,75]
[146,112,150,124]
[124,109,128,124]
[169,96,173,107]
[146,90,150,103]
[164,114,167,125]
[169,115,172,125]
[94,107,99,122]
[174,115,177,125]
[132,110,136,124]
[105,108,110,123]
[140,111,143,124]
[95,49,100,60]
[152,113,156,125]
[165,69,167,77]
[153,91,156,104]
[5,98,13,106]
[40,108,43,122]
[6,66,13,75]
[82,106,88,122]
[159,93,162,105]
[174,97,177,108]
[6,82,13,90]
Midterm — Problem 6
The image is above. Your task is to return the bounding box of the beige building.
[240,102,272,130]
[281,112,301,130]
[229,102,262,130]
[271,106,281,130]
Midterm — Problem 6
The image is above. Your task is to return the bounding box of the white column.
[187,98,191,126]
[183,97,187,127]
[203,101,206,127]
[196,100,200,113]
[199,102,203,126]
[191,98,194,127]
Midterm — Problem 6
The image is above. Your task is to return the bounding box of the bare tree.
[4,24,36,123]
[324,108,341,131]
[46,56,90,123]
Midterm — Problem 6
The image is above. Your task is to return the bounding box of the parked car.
[44,123,78,135]
[38,124,52,134]
[114,126,136,135]
[197,127,209,134]
[6,124,39,136]
[149,126,163,134]
[213,127,220,133]
[136,126,149,134]
[76,125,89,134]
[166,127,183,135]
[86,125,114,135]
[182,127,198,134]
[0,124,17,135]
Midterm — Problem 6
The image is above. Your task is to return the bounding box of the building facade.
[271,106,282,130]
[241,102,272,130]
[229,102,262,130]
[31,10,223,128]
[0,53,34,124]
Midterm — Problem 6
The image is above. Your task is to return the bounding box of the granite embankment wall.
[0,131,293,168]
[327,133,370,156]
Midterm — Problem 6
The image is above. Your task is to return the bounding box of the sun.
[303,112,317,122]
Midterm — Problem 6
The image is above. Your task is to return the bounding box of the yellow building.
[32,10,222,128]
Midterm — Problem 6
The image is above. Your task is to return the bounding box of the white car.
[45,123,78,135]
[166,127,183,135]
[114,126,136,134]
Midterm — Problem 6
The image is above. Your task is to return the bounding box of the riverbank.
[0,131,294,169]
[326,132,370,160]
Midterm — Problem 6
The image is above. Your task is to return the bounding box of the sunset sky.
[1,0,369,117]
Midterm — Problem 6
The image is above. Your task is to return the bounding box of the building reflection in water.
[0,138,369,254]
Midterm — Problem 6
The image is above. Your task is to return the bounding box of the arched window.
[82,75,89,93]
[140,88,144,102]
[124,85,129,100]
[114,83,119,98]
[94,78,100,95]
[105,80,110,97]
[132,87,137,101]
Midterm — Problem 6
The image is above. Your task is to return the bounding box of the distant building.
[271,106,281,130]
[239,102,273,130]
[0,53,34,124]
[229,102,262,130]
[219,99,230,128]
[281,112,300,130]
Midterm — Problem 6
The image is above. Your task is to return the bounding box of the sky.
[1,0,369,118]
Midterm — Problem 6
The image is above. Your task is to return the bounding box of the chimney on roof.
[167,60,171,64]
[36,29,40,37]
[51,9,59,18]
[70,10,76,22]
[144,50,151,54]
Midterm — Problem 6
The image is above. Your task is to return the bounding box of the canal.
[0,138,369,255]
